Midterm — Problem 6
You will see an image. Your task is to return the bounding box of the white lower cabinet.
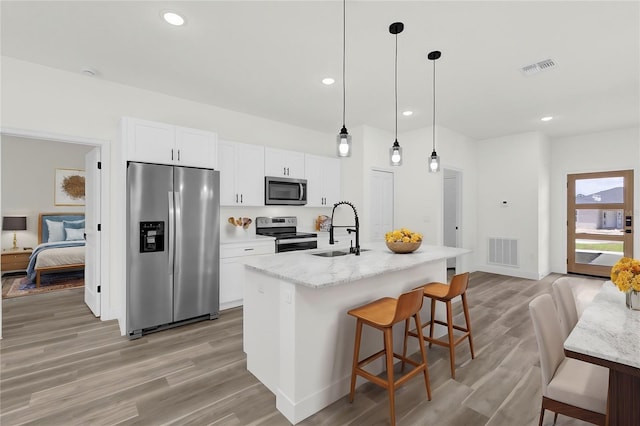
[220,239,275,310]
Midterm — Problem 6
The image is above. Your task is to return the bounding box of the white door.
[443,169,460,270]
[370,169,394,241]
[84,148,101,316]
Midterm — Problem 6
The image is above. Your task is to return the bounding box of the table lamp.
[3,216,27,250]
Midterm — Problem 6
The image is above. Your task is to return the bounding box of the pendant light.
[389,22,404,166]
[336,0,351,157]
[428,50,441,172]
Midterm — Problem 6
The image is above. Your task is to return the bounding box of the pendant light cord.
[342,0,346,128]
[432,58,436,151]
[394,32,398,140]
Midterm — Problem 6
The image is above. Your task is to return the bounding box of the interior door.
[443,170,460,269]
[370,169,394,241]
[84,148,101,316]
[567,170,634,277]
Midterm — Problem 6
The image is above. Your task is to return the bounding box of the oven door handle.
[277,237,317,245]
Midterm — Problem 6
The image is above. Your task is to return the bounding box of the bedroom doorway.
[1,128,110,335]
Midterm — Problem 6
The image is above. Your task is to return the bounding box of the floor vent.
[520,58,557,76]
[488,238,519,267]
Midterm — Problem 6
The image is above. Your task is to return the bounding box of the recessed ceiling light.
[163,11,185,26]
[322,78,335,85]
[540,116,553,122]
[402,110,413,116]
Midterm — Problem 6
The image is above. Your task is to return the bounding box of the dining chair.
[406,272,474,379]
[552,278,579,339]
[347,287,431,426]
[529,294,608,426]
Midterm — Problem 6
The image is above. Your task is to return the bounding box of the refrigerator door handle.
[168,191,175,276]
[174,191,182,277]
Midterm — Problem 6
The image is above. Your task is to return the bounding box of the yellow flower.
[611,257,640,293]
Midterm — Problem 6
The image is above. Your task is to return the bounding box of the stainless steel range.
[256,216,317,253]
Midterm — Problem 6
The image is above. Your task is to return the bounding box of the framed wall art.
[54,168,86,206]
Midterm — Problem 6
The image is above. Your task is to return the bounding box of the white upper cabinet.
[265,147,305,179]
[175,126,217,168]
[123,117,217,168]
[218,140,265,206]
[305,154,341,207]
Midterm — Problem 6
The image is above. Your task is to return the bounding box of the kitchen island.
[242,242,470,424]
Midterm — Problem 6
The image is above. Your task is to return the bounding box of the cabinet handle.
[236,194,238,203]
[244,248,254,251]
[240,194,243,203]
[178,149,180,161]
[171,149,174,161]
[283,167,286,175]
[287,167,290,176]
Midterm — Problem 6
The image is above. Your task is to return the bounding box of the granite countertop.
[242,242,470,289]
[564,281,640,370]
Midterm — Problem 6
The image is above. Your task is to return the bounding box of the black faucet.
[329,201,360,255]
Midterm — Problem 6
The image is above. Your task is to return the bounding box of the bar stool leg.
[446,300,456,379]
[401,318,410,371]
[462,292,475,358]
[414,312,432,400]
[350,319,363,402]
[384,327,396,426]
[428,298,436,347]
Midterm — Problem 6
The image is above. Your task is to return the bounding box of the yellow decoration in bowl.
[385,228,422,253]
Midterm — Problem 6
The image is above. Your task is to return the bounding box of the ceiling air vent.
[520,59,557,76]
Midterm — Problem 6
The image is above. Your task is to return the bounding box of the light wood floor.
[0,272,603,426]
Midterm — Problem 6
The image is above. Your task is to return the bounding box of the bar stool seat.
[348,288,432,426]
[407,272,474,380]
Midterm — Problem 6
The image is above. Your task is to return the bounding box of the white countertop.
[564,281,640,370]
[243,242,470,288]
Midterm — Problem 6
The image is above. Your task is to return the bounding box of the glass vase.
[625,290,640,310]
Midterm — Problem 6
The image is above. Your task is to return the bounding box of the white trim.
[1,127,113,322]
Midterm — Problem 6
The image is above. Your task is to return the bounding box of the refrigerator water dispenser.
[140,221,164,253]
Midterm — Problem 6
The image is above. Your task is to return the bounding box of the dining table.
[564,281,640,425]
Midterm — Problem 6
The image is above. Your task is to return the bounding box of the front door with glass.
[567,170,634,277]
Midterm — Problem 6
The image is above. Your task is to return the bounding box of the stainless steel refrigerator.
[126,162,220,339]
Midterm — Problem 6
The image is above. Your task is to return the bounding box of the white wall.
[549,127,640,273]
[1,136,92,249]
[399,125,478,274]
[476,132,549,279]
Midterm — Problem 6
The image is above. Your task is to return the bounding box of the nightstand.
[1,249,33,272]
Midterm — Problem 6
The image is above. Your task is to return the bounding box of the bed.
[25,213,85,287]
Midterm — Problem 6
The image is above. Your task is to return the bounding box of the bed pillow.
[65,227,85,241]
[45,219,65,242]
[63,219,85,229]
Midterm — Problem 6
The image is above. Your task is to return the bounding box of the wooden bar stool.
[406,272,474,379]
[347,288,432,426]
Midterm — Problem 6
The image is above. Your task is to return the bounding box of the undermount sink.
[311,249,370,257]
[311,250,349,257]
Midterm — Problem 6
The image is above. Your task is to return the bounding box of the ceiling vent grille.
[520,59,556,76]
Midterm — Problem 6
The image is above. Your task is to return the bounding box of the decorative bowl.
[386,240,421,254]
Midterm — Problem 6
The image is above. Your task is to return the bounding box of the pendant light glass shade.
[428,50,441,172]
[336,0,351,157]
[389,22,404,166]
[390,140,402,166]
[429,150,440,172]
[337,126,352,157]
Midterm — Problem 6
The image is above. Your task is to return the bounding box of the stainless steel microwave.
[265,176,307,205]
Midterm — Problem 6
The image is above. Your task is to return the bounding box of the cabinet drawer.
[221,242,275,258]
[1,252,31,270]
